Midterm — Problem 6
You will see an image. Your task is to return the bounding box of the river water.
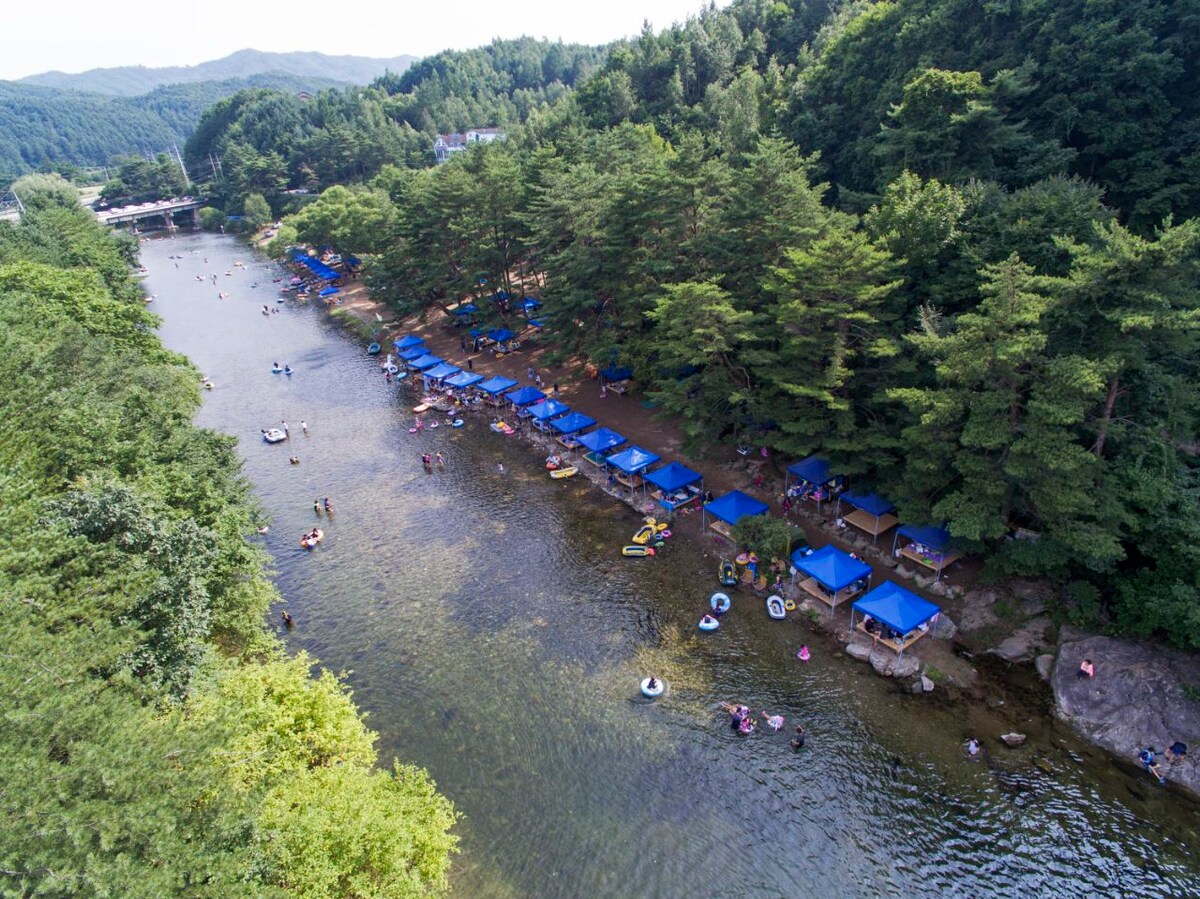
[146,232,1200,897]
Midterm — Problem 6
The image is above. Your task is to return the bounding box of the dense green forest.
[194,0,1200,645]
[0,179,457,896]
[0,73,355,180]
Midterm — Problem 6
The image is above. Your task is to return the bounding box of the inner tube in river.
[640,677,664,698]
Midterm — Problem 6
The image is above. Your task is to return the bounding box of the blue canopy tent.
[851,581,941,655]
[703,490,768,538]
[644,462,703,511]
[451,303,478,315]
[527,399,569,431]
[605,446,660,494]
[318,286,340,297]
[836,491,898,543]
[792,545,871,610]
[444,371,484,390]
[522,297,542,315]
[892,524,959,580]
[600,366,633,394]
[422,362,461,384]
[786,456,841,510]
[550,412,596,448]
[505,386,546,411]
[393,335,425,351]
[408,353,443,371]
[527,319,544,330]
[478,375,519,395]
[488,328,516,343]
[398,347,427,362]
[577,428,626,467]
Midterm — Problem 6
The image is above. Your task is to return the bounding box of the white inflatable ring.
[640,677,665,698]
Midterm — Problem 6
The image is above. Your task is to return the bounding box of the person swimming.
[760,712,784,731]
[738,716,755,735]
[791,724,806,750]
[281,610,294,627]
[314,499,322,515]
[797,645,811,662]
[966,738,980,757]
[289,456,300,465]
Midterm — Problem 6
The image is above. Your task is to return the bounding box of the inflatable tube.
[413,403,431,413]
[299,528,324,549]
[766,595,787,620]
[784,598,797,612]
[710,592,731,614]
[428,421,439,429]
[698,615,720,632]
[632,524,657,545]
[451,419,465,428]
[367,342,381,355]
[384,363,399,374]
[718,561,738,587]
[284,367,294,375]
[550,467,578,479]
[271,366,284,374]
[622,545,655,557]
[640,677,665,698]
[659,529,672,539]
[262,429,288,444]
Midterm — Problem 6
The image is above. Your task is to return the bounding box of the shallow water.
[147,232,1200,897]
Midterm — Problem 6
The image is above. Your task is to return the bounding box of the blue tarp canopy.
[505,386,546,407]
[423,362,461,380]
[788,456,833,485]
[577,428,627,454]
[393,335,425,351]
[522,297,542,311]
[704,490,769,525]
[528,319,544,329]
[550,412,596,435]
[444,371,484,389]
[345,256,361,267]
[794,545,871,591]
[488,328,516,343]
[398,347,427,361]
[841,491,895,517]
[469,328,485,338]
[645,462,702,492]
[478,375,519,395]
[528,399,569,422]
[409,354,443,371]
[853,582,940,634]
[451,303,478,315]
[601,366,633,382]
[318,286,340,297]
[606,446,660,475]
[291,252,339,280]
[896,524,952,550]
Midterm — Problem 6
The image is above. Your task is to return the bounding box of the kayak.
[550,467,578,479]
[632,523,657,544]
[710,592,731,614]
[718,560,738,586]
[413,403,431,413]
[766,595,787,620]
[622,545,655,557]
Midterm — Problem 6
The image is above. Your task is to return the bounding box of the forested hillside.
[20,48,417,96]
[0,177,457,896]
[205,0,1200,644]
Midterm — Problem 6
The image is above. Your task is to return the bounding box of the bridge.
[95,196,204,229]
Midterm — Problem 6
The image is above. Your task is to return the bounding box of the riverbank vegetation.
[0,187,457,896]
[185,0,1200,647]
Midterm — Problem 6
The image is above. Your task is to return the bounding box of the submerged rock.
[921,674,936,693]
[1000,732,1027,746]
[991,617,1052,663]
[870,647,920,678]
[1052,630,1200,798]
[845,638,873,662]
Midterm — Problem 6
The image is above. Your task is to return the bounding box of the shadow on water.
[147,233,1200,898]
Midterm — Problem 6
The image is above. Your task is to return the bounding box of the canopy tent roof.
[478,375,519,395]
[704,490,769,525]
[398,347,427,361]
[841,491,895,517]
[469,328,485,338]
[788,456,834,485]
[577,428,627,454]
[853,582,940,633]
[644,461,702,492]
[794,545,871,591]
[318,286,340,297]
[444,371,484,389]
[488,328,516,343]
[522,297,542,310]
[605,446,660,475]
[409,354,443,371]
[393,335,425,351]
[528,399,570,422]
[896,524,952,551]
[550,412,596,435]
[291,251,340,281]
[423,362,461,380]
[601,366,633,382]
[505,386,546,406]
[451,303,478,315]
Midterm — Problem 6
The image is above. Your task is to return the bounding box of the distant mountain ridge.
[20,49,417,96]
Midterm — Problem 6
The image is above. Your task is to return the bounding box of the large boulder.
[991,617,1053,662]
[959,588,1001,632]
[869,646,920,678]
[845,638,874,661]
[1052,631,1200,797]
[931,613,958,641]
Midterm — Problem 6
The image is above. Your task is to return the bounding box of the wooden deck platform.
[556,435,580,449]
[844,508,898,538]
[709,519,733,539]
[583,451,607,468]
[797,576,864,609]
[898,545,961,574]
[855,620,928,654]
[614,471,644,489]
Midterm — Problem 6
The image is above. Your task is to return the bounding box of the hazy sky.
[2,0,726,80]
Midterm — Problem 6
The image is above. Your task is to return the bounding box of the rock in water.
[1000,732,1027,746]
[921,674,936,693]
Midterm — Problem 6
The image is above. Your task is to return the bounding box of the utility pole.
[11,188,26,213]
[171,143,191,189]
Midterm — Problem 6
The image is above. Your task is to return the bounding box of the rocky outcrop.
[991,617,1054,662]
[1052,630,1200,796]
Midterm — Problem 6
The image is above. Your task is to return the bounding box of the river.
[146,232,1200,897]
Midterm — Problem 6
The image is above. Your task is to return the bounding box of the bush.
[197,206,225,230]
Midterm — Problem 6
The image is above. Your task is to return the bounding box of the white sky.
[2,0,727,80]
